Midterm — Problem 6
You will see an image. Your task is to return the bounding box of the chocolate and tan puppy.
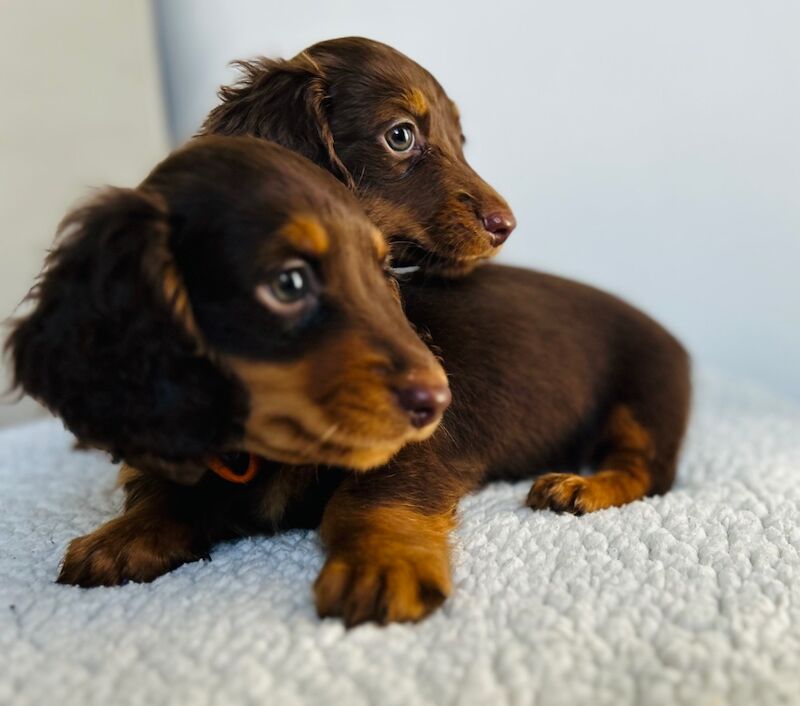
[8,136,451,587]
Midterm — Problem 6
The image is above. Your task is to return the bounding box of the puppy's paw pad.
[314,554,450,627]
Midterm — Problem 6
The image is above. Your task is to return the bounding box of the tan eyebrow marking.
[371,228,389,260]
[280,215,329,255]
[406,88,429,116]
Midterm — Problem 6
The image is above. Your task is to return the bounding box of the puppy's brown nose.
[394,384,451,428]
[483,211,516,246]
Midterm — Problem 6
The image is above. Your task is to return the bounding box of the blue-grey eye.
[385,123,415,152]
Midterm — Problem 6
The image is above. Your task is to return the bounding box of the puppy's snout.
[394,382,451,429]
[483,210,516,246]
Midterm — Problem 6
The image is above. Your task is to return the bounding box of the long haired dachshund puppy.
[7,135,451,586]
[202,37,516,277]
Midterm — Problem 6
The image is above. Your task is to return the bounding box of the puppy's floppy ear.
[6,188,247,479]
[201,54,354,189]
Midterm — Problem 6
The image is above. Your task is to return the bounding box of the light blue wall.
[154,0,800,399]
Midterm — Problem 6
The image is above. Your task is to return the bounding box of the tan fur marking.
[372,228,389,260]
[225,347,433,471]
[315,501,454,626]
[359,192,494,276]
[116,463,141,488]
[406,88,429,116]
[527,405,653,514]
[280,214,329,255]
[161,264,197,331]
[144,237,205,348]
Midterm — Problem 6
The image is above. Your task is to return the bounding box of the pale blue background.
[154,0,800,400]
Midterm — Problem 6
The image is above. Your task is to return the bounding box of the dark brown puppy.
[7,135,451,583]
[202,37,516,276]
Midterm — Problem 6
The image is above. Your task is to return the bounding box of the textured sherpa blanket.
[2,372,800,706]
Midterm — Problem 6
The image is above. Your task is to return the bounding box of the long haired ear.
[201,54,354,189]
[6,189,247,475]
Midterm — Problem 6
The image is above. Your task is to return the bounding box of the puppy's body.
[402,266,689,494]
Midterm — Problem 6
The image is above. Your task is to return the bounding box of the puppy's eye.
[272,266,311,302]
[256,259,318,316]
[385,123,415,152]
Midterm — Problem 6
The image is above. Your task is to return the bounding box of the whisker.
[319,423,339,443]
[435,420,457,445]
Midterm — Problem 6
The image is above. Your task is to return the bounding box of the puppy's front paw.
[314,551,451,627]
[58,516,202,587]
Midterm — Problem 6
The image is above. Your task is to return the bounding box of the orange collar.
[206,453,260,484]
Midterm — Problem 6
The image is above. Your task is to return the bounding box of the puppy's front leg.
[58,465,211,587]
[314,460,462,627]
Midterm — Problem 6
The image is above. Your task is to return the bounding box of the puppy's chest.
[249,465,343,531]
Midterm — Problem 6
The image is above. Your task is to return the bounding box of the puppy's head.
[7,136,449,482]
[202,37,515,277]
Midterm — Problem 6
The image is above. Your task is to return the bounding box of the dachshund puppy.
[202,37,516,277]
[7,135,451,584]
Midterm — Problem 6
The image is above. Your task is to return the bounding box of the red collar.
[206,453,260,484]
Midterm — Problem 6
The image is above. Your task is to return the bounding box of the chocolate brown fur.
[12,40,691,628]
[51,264,689,625]
[309,269,690,625]
[8,136,447,479]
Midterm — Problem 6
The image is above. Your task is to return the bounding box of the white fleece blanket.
[2,372,800,706]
